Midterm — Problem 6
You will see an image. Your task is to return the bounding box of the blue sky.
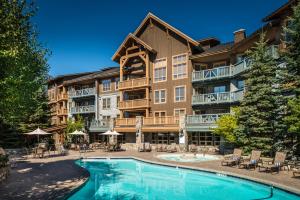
[33,0,288,76]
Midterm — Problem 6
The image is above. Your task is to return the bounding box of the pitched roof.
[112,33,156,61]
[63,67,119,85]
[48,71,94,84]
[134,12,199,47]
[190,42,233,59]
[263,0,295,22]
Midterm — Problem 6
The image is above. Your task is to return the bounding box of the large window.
[172,53,188,79]
[151,133,178,144]
[174,108,186,117]
[154,58,167,83]
[102,97,111,110]
[190,132,220,146]
[154,89,166,104]
[174,86,186,102]
[102,79,111,92]
[214,86,226,93]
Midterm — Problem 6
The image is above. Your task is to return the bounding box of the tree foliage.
[0,0,50,147]
[213,108,239,143]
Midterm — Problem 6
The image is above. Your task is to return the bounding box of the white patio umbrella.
[69,130,87,143]
[24,128,52,142]
[100,130,123,136]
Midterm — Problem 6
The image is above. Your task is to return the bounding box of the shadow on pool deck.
[0,158,88,200]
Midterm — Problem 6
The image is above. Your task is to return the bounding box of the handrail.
[119,77,149,89]
[192,66,231,81]
[70,105,95,114]
[143,116,179,125]
[115,118,136,126]
[192,90,244,105]
[186,114,229,124]
[90,119,110,128]
[68,88,95,98]
[119,99,149,109]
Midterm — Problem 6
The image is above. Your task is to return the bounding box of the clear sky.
[32,0,288,76]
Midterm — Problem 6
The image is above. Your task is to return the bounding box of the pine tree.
[281,1,300,156]
[238,33,282,155]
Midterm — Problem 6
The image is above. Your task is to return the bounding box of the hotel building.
[47,0,294,149]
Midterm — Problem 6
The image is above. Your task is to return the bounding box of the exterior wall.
[138,22,193,116]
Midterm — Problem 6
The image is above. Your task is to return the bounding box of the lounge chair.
[36,148,44,158]
[239,150,261,169]
[189,144,198,153]
[167,143,177,153]
[258,152,287,173]
[70,143,76,150]
[293,162,300,177]
[156,144,163,152]
[221,148,243,166]
[138,143,145,152]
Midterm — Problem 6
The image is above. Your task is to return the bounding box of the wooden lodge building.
[47,0,296,150]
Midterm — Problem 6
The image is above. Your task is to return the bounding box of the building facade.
[47,0,294,148]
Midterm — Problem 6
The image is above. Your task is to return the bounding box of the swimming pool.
[157,153,220,162]
[68,159,300,200]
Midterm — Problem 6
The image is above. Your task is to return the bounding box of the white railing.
[192,66,231,81]
[192,90,244,105]
[70,105,95,114]
[231,58,252,76]
[89,119,110,129]
[68,88,95,98]
[186,114,228,125]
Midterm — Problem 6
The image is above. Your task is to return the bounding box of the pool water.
[157,153,220,162]
[68,159,300,200]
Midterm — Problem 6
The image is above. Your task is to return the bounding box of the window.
[172,54,188,79]
[151,133,178,144]
[115,78,120,90]
[214,86,226,93]
[174,108,186,117]
[175,86,186,102]
[190,132,220,146]
[154,89,166,104]
[102,79,111,92]
[154,58,167,82]
[154,111,166,117]
[237,80,244,90]
[102,98,111,110]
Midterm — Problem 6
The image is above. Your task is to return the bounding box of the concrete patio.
[0,150,299,200]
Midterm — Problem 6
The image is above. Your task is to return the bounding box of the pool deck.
[0,150,299,199]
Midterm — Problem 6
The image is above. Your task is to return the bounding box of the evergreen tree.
[0,0,50,147]
[238,33,283,155]
[282,1,300,156]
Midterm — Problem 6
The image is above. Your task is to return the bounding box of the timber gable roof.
[112,12,200,62]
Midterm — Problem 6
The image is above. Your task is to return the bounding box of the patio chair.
[156,144,163,152]
[293,163,300,177]
[239,150,261,170]
[36,148,44,158]
[70,143,76,150]
[138,143,145,152]
[167,143,177,153]
[258,152,287,173]
[189,144,198,153]
[57,145,67,156]
[221,148,243,167]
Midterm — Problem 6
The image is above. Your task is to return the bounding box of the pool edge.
[82,156,300,197]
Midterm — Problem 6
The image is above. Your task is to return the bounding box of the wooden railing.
[57,93,68,101]
[68,88,95,98]
[143,116,179,126]
[119,77,149,90]
[115,118,136,126]
[192,90,244,105]
[119,99,149,110]
[57,108,68,115]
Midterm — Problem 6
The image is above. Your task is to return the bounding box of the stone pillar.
[179,115,188,152]
[135,116,143,145]
[95,79,99,120]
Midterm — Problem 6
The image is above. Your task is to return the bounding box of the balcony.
[186,114,228,131]
[142,116,180,132]
[68,88,95,98]
[231,58,252,76]
[119,99,150,110]
[192,90,244,105]
[192,66,231,82]
[57,93,68,101]
[89,119,110,132]
[118,77,149,90]
[70,105,95,114]
[57,108,68,116]
[115,118,136,126]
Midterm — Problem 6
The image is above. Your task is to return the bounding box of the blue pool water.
[68,159,300,200]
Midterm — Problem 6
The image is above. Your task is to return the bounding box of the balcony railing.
[192,66,231,82]
[57,108,68,115]
[143,116,179,126]
[57,93,68,101]
[119,99,149,110]
[68,88,95,98]
[192,90,244,105]
[89,119,110,131]
[118,77,149,90]
[70,105,95,114]
[115,118,136,126]
[186,114,228,125]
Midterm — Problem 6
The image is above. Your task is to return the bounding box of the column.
[95,79,99,120]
